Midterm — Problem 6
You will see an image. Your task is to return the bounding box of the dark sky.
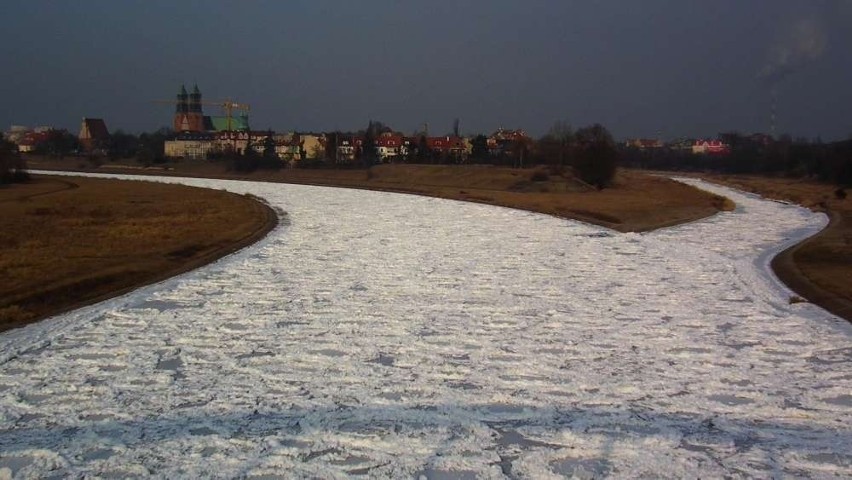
[2,0,851,140]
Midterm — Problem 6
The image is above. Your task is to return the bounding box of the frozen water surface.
[1,173,851,478]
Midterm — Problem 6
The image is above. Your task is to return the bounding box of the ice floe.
[1,172,850,478]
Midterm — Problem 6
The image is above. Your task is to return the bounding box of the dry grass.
[27,157,724,234]
[0,175,275,331]
[699,174,852,322]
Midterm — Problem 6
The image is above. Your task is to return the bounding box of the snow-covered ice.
[1,173,850,478]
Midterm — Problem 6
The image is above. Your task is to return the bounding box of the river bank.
[699,174,851,323]
[26,157,729,233]
[0,175,277,331]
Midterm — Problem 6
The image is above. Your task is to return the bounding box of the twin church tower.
[171,84,250,134]
[173,84,205,133]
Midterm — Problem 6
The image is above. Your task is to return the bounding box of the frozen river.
[1,173,851,478]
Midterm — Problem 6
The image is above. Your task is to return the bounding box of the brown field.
[0,175,276,332]
[29,157,730,233]
[699,174,852,322]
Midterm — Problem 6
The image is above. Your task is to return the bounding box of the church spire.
[177,84,189,114]
[190,84,202,113]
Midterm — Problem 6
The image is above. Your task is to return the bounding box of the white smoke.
[759,17,828,85]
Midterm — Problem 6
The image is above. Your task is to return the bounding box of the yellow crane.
[217,100,251,132]
[153,98,251,132]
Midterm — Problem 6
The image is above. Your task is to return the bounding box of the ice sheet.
[1,173,850,478]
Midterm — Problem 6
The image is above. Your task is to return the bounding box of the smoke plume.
[759,17,828,85]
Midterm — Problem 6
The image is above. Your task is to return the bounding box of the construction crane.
[152,98,251,132]
[218,100,251,132]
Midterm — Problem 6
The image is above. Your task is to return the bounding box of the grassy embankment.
[0,175,277,332]
[702,174,852,322]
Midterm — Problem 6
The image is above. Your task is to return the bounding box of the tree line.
[24,121,850,190]
[620,132,852,186]
[8,121,622,188]
[311,121,620,189]
[23,128,172,166]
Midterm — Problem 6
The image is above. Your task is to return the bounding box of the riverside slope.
[1,174,850,478]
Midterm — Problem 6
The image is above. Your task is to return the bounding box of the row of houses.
[2,119,529,166]
[164,131,471,164]
[625,138,732,155]
[164,128,530,165]
[624,134,773,156]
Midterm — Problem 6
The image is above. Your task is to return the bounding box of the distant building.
[164,84,261,159]
[335,135,363,162]
[300,133,325,161]
[667,138,696,152]
[487,128,529,157]
[165,130,281,160]
[274,133,301,164]
[4,125,54,152]
[204,115,250,133]
[172,84,250,134]
[376,132,404,161]
[426,136,468,160]
[163,132,217,159]
[17,130,52,153]
[78,118,110,152]
[3,125,32,145]
[173,85,205,133]
[625,138,663,150]
[692,139,730,155]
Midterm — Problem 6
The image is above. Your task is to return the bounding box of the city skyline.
[2,1,851,140]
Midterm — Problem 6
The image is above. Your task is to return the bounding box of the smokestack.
[759,16,826,138]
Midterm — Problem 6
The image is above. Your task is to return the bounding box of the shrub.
[572,124,618,189]
[0,140,29,184]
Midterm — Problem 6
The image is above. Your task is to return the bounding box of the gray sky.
[2,0,851,140]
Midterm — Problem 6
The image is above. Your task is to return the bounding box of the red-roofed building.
[692,139,730,156]
[16,130,52,153]
[376,133,404,161]
[487,128,530,157]
[426,136,468,160]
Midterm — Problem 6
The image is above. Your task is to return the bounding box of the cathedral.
[172,85,249,133]
[173,85,205,133]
